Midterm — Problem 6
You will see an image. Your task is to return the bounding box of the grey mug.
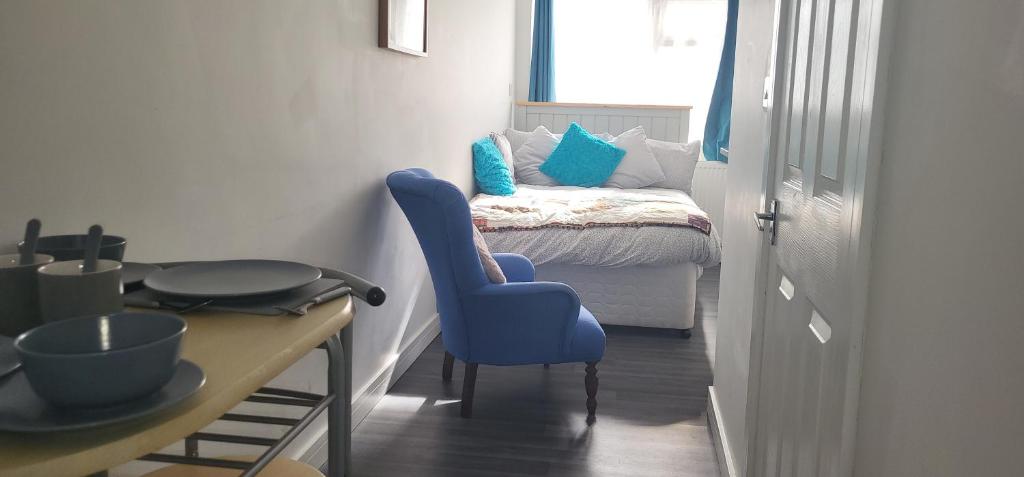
[37,259,124,323]
[0,253,55,337]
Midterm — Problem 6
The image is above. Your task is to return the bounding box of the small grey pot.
[37,259,124,323]
[0,253,55,337]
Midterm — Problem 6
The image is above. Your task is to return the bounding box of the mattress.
[473,186,722,268]
[536,262,700,330]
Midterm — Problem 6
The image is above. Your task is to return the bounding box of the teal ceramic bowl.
[14,312,186,408]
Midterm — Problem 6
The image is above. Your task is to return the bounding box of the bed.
[470,102,725,335]
[471,185,721,334]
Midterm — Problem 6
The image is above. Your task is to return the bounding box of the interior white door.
[751,0,889,476]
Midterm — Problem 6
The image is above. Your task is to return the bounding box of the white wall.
[710,0,775,475]
[853,1,1024,475]
[514,0,534,102]
[0,0,515,467]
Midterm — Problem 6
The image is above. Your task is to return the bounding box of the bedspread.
[471,185,711,234]
[470,186,722,268]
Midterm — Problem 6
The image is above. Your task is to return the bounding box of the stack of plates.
[121,262,162,290]
[132,260,348,316]
[143,260,323,299]
[0,362,205,432]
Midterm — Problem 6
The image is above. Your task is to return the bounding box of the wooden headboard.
[514,101,692,142]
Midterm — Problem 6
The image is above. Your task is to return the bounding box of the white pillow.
[504,127,611,150]
[489,132,516,179]
[604,126,666,189]
[558,131,614,141]
[504,128,533,153]
[512,126,560,186]
[647,138,702,194]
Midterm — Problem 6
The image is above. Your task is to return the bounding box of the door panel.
[801,0,832,185]
[785,0,814,170]
[819,0,855,185]
[756,264,797,477]
[776,0,800,174]
[773,273,805,477]
[774,181,842,314]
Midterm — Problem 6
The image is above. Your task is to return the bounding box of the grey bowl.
[19,234,127,261]
[13,312,186,408]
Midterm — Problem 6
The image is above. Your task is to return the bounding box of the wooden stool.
[141,455,322,477]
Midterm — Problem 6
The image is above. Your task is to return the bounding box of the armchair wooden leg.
[442,351,455,382]
[585,361,599,425]
[461,363,478,418]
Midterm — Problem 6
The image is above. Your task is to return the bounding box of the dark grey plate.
[0,336,20,379]
[0,360,204,433]
[122,262,161,287]
[144,260,322,299]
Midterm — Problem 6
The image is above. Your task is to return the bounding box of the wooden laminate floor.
[342,267,721,477]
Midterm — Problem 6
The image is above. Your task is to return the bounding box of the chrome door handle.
[753,211,775,230]
[754,199,780,244]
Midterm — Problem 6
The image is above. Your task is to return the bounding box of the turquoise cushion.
[472,137,516,196]
[540,123,625,187]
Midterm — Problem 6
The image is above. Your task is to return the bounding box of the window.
[552,0,728,141]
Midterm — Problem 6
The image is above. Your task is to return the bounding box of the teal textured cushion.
[473,137,516,196]
[540,123,625,187]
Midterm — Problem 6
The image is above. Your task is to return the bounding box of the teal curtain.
[703,0,738,162]
[529,0,555,102]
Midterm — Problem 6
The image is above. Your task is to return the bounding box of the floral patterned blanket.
[470,185,711,235]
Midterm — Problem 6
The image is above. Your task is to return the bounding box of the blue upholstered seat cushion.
[472,137,516,196]
[539,123,625,187]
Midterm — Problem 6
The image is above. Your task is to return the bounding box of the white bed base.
[536,263,701,331]
[513,101,724,332]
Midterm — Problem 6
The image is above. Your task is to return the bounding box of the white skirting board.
[708,385,740,477]
[297,313,441,469]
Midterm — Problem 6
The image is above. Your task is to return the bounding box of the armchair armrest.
[461,282,581,365]
[492,253,535,282]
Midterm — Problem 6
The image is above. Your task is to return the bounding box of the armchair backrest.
[386,169,490,359]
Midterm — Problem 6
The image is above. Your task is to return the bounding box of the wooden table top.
[0,297,354,477]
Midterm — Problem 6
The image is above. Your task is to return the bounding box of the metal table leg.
[324,324,353,477]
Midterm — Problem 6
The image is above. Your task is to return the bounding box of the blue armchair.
[386,169,605,422]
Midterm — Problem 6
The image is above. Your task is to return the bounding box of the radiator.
[692,160,728,240]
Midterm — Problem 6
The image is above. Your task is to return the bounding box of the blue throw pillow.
[540,123,625,187]
[472,137,516,196]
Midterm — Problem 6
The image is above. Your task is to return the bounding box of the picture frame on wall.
[378,0,428,57]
